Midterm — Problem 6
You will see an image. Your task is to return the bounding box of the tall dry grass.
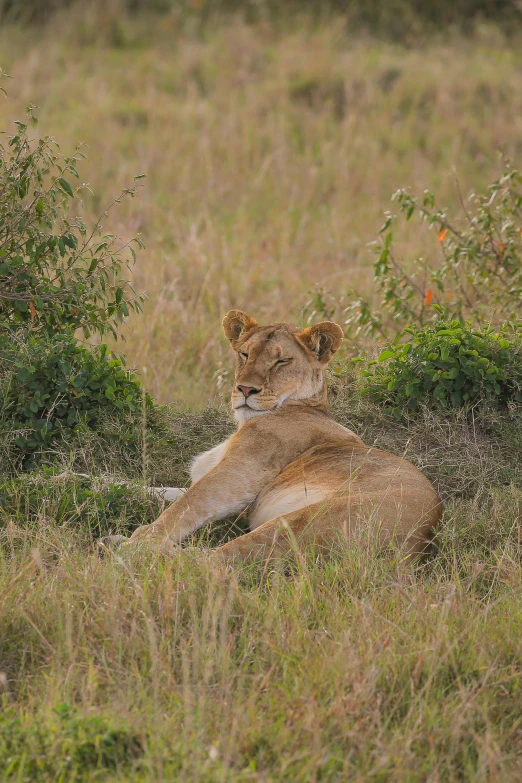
[1,377,522,779]
[1,7,522,404]
[1,483,522,781]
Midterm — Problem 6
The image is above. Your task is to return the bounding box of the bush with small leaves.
[343,163,522,341]
[0,331,151,468]
[0,99,144,339]
[359,315,522,419]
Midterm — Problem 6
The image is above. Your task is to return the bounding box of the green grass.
[0,705,142,781]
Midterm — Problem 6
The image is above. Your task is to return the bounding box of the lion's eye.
[239,352,248,360]
[275,358,291,366]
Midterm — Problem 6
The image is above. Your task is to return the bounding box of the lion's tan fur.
[129,311,441,561]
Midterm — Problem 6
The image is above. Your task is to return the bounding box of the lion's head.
[222,310,343,424]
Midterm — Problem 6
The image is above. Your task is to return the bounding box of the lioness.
[121,311,441,561]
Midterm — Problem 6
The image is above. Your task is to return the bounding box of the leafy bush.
[0,100,144,339]
[0,331,150,468]
[344,164,522,340]
[359,317,522,419]
[0,703,142,781]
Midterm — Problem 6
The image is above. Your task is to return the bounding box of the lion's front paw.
[97,534,133,557]
[98,534,129,548]
[129,523,155,543]
[128,523,180,557]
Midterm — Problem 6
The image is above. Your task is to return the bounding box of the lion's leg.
[98,488,187,551]
[211,502,334,563]
[211,495,438,564]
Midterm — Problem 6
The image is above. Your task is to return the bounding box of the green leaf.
[62,234,77,249]
[378,350,395,362]
[57,177,74,197]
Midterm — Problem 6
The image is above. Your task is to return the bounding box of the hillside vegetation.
[1,5,522,782]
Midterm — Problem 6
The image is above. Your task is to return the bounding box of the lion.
[109,310,441,561]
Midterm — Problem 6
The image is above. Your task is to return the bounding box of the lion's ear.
[222,310,258,346]
[297,321,344,366]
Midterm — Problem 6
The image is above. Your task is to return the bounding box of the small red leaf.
[29,301,36,319]
[424,289,433,305]
[438,228,447,243]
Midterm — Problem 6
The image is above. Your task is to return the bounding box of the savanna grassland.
[2,4,522,404]
[1,4,522,782]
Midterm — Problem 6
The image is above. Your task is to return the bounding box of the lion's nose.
[237,385,261,398]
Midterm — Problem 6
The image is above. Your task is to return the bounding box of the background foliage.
[1,0,521,38]
[0,704,141,781]
[343,166,522,341]
[0,103,144,339]
[358,318,522,418]
[2,4,522,405]
[0,332,149,468]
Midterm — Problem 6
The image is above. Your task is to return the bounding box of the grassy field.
[2,5,522,781]
[1,6,522,405]
[1,374,522,781]
[2,443,522,781]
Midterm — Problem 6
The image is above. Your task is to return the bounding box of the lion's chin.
[233,405,270,426]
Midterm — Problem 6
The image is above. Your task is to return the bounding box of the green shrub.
[359,317,522,420]
[0,703,142,781]
[0,92,151,472]
[342,164,522,341]
[0,100,144,340]
[0,332,150,468]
